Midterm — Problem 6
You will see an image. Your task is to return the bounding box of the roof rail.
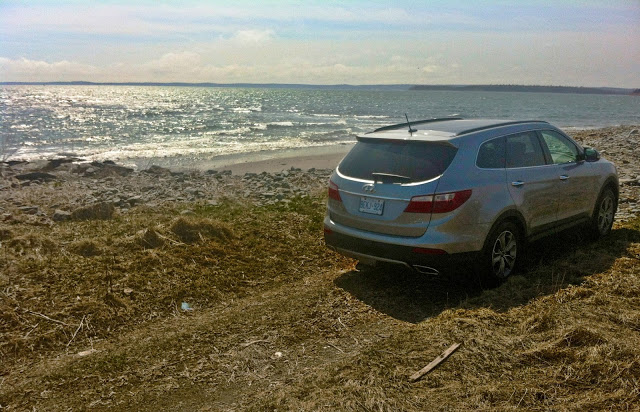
[455,120,549,136]
[367,117,463,134]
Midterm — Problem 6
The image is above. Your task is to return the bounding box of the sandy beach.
[192,144,354,174]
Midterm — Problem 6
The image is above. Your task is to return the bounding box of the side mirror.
[584,147,600,162]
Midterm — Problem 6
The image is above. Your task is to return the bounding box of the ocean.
[1,85,638,168]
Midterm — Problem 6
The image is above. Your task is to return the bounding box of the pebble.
[19,206,39,215]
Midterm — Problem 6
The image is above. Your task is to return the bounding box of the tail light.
[328,180,342,202]
[404,189,472,214]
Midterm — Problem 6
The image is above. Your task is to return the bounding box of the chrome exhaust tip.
[413,265,440,275]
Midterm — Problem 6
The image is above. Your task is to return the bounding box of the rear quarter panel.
[428,138,513,251]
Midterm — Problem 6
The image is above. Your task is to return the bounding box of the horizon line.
[1,81,637,94]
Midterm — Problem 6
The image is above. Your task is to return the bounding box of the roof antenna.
[405,113,416,136]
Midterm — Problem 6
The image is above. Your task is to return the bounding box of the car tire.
[479,221,522,286]
[590,187,616,238]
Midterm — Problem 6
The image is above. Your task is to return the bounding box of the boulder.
[52,209,72,222]
[15,172,57,182]
[40,158,78,171]
[126,196,143,206]
[143,165,171,176]
[89,161,134,177]
[71,202,115,221]
[18,206,39,215]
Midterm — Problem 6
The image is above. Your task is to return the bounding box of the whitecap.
[268,121,294,127]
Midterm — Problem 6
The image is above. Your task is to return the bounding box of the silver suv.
[324,118,618,282]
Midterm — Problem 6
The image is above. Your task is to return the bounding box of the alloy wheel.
[491,230,517,278]
[597,194,614,235]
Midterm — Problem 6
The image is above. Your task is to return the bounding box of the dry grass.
[1,198,639,411]
[135,227,165,249]
[0,196,346,369]
[69,239,103,257]
[169,216,234,244]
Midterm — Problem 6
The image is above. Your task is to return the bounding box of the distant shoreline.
[410,84,639,96]
[1,81,638,96]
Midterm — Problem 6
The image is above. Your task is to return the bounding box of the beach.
[1,124,638,224]
[1,124,639,410]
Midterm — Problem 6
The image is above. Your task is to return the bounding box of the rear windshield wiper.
[371,172,411,184]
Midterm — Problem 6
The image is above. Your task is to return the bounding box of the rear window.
[338,139,458,183]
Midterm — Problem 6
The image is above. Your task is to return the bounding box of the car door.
[538,129,598,222]
[505,131,558,234]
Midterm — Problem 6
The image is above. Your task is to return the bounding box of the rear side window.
[477,137,505,168]
[338,140,458,183]
[506,132,546,168]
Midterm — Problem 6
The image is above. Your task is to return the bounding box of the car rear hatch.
[329,137,459,237]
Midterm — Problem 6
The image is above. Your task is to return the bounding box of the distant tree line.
[410,84,636,96]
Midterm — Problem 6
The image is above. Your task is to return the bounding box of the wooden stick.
[23,322,40,339]
[67,315,86,347]
[327,343,344,353]
[240,339,269,348]
[409,342,462,382]
[24,309,70,327]
[155,232,186,246]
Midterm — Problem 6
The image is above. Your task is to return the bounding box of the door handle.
[559,175,569,181]
[511,181,525,187]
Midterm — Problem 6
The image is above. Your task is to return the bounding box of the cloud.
[232,29,275,44]
[144,52,203,72]
[1,26,638,87]
[0,53,443,84]
[0,4,466,36]
[0,57,99,81]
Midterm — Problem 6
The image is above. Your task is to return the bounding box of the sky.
[0,0,638,87]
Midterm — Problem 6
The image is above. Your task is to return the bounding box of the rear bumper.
[324,228,478,274]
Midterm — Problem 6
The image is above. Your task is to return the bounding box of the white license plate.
[359,196,384,215]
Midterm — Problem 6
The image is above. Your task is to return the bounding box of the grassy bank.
[0,196,350,366]
[1,195,639,410]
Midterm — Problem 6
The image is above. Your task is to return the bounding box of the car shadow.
[334,226,640,324]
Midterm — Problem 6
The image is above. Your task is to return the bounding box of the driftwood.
[240,339,269,348]
[24,309,70,327]
[409,342,462,382]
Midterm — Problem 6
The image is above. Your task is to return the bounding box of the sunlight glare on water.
[1,85,639,167]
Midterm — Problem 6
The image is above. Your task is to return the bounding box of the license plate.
[359,196,384,215]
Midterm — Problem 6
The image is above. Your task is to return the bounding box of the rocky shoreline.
[1,125,638,226]
[0,157,334,227]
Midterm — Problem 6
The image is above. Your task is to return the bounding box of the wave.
[232,106,262,113]
[353,115,390,119]
[267,121,294,128]
[203,127,252,136]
